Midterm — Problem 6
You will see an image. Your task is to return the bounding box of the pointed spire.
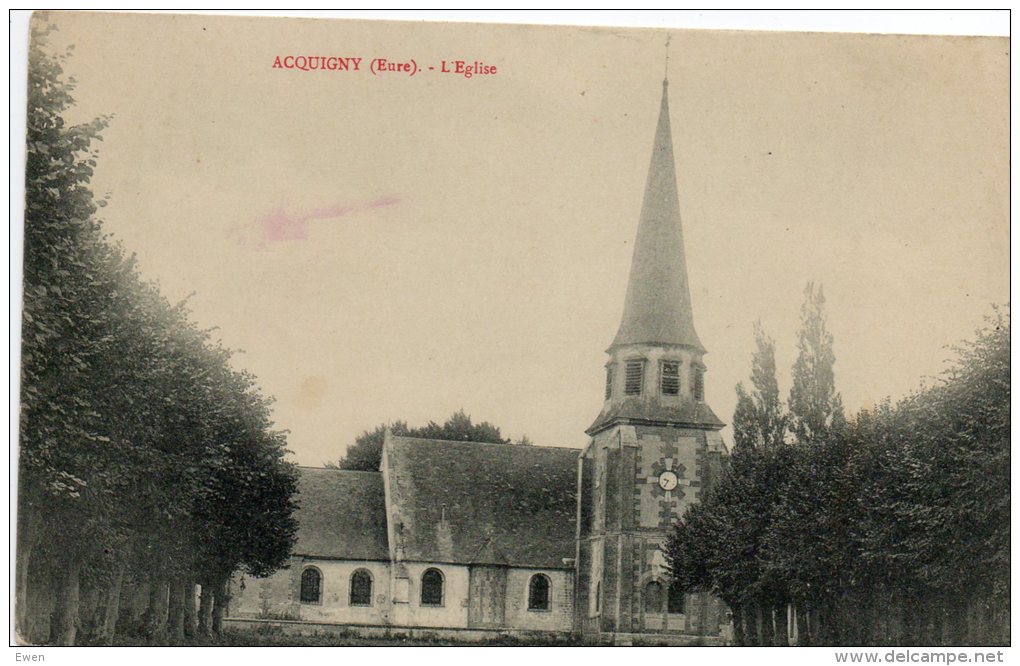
[610,77,705,352]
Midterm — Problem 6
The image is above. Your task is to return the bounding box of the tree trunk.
[78,582,102,643]
[731,605,746,646]
[932,601,946,646]
[818,601,831,645]
[198,583,214,636]
[943,598,963,646]
[120,575,149,637]
[904,596,923,645]
[166,579,185,642]
[182,582,197,638]
[774,602,789,646]
[141,576,169,641]
[15,507,41,639]
[796,601,811,646]
[96,564,126,646]
[50,551,84,646]
[759,602,775,646]
[810,602,823,646]
[211,578,230,635]
[744,602,759,646]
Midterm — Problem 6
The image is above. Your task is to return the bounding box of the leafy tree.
[335,409,510,471]
[17,20,298,645]
[788,282,844,443]
[667,305,1008,646]
[19,20,116,645]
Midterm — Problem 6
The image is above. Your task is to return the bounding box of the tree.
[733,322,788,452]
[334,409,510,471]
[668,304,1009,646]
[18,21,298,644]
[719,322,793,643]
[788,282,844,443]
[19,20,115,645]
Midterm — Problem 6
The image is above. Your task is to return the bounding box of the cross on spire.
[664,34,671,81]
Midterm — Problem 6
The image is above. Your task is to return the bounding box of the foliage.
[732,321,788,453]
[788,283,844,442]
[334,409,513,471]
[17,21,297,645]
[665,305,1010,646]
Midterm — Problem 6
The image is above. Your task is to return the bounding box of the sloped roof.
[292,468,390,561]
[612,79,705,352]
[385,436,579,569]
[587,395,725,435]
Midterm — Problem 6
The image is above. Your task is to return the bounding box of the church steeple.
[577,68,729,638]
[612,78,704,353]
[588,76,722,435]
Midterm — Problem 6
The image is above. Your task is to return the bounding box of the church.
[228,77,730,643]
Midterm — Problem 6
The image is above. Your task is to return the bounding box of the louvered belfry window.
[693,367,705,402]
[624,359,644,395]
[660,360,680,395]
[604,365,614,400]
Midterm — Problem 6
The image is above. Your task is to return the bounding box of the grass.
[112,627,588,647]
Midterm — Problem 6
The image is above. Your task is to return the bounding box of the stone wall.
[393,561,471,628]
[230,557,391,625]
[502,568,573,632]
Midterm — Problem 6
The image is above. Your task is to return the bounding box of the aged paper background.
[24,11,1009,466]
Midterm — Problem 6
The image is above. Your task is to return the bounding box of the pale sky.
[25,12,1009,466]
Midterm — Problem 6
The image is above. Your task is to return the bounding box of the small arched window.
[349,569,373,606]
[594,581,601,614]
[528,573,551,611]
[644,580,664,613]
[420,568,444,607]
[300,567,322,604]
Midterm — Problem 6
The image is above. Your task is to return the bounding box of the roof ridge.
[297,466,381,474]
[389,435,581,454]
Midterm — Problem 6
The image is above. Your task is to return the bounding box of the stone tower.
[575,78,727,638]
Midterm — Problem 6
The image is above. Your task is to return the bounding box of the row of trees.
[17,23,298,645]
[666,286,1009,646]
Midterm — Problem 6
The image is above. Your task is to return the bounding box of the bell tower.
[575,76,728,639]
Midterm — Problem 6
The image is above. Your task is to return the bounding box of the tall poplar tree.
[733,322,788,452]
[788,283,844,443]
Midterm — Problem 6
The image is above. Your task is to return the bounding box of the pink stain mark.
[251,195,401,246]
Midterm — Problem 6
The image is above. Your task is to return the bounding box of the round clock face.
[658,471,679,491]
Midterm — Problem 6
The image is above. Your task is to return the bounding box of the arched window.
[667,584,685,614]
[420,568,444,607]
[349,569,373,606]
[644,580,664,613]
[595,581,601,614]
[300,567,322,604]
[528,574,551,611]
